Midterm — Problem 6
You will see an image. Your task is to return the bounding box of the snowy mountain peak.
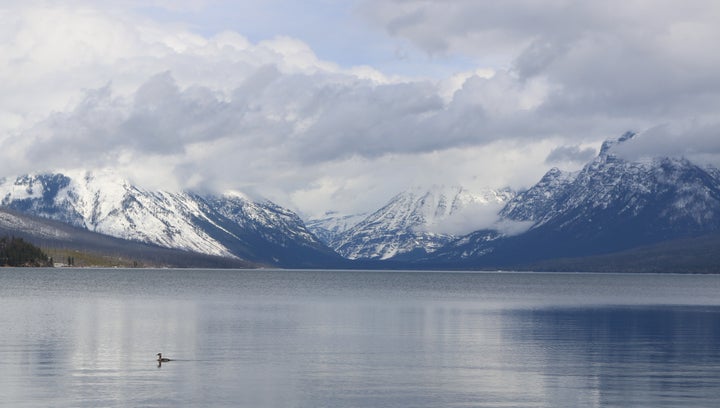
[306,211,368,246]
[430,132,720,265]
[501,131,720,239]
[599,131,636,156]
[326,185,515,260]
[0,171,339,266]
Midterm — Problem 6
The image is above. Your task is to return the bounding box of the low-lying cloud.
[545,145,597,165]
[612,122,720,165]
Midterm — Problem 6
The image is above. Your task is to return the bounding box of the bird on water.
[157,353,171,362]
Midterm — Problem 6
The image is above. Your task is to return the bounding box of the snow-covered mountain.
[306,212,368,245]
[5,131,718,270]
[325,185,515,260]
[0,170,341,267]
[502,131,720,234]
[431,132,720,265]
[0,206,255,268]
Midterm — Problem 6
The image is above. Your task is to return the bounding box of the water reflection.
[2,269,720,407]
[503,307,720,407]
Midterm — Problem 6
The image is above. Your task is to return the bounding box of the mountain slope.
[522,233,720,273]
[306,212,368,245]
[0,207,255,268]
[0,171,343,267]
[430,132,720,266]
[195,194,343,267]
[329,186,515,260]
[0,171,234,256]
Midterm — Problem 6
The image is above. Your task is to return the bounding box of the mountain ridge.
[0,206,257,268]
[0,170,344,268]
[2,131,719,272]
[428,132,720,266]
[317,185,515,260]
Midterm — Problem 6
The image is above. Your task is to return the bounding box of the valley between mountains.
[2,133,720,272]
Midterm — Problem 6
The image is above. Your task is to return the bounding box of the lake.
[1,268,720,407]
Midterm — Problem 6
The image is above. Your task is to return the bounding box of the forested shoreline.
[0,236,52,267]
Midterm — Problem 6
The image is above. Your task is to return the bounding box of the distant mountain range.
[0,170,343,268]
[427,132,720,268]
[308,186,515,260]
[2,132,720,271]
[309,131,720,271]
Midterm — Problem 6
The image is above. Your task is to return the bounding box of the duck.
[157,353,171,362]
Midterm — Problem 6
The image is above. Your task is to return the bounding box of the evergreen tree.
[0,236,52,267]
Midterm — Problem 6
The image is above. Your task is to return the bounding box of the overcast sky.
[2,0,720,219]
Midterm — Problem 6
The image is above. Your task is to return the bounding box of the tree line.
[0,236,53,267]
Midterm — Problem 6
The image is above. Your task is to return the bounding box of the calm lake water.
[1,268,720,407]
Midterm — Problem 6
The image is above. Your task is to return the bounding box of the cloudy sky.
[2,0,720,219]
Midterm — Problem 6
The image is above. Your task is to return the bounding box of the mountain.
[325,186,515,260]
[0,207,255,268]
[195,194,343,267]
[429,132,720,267]
[522,233,720,273]
[0,170,343,268]
[4,131,718,271]
[306,212,368,245]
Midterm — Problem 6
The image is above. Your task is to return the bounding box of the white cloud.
[3,1,720,219]
[424,201,505,236]
[362,0,720,127]
[613,122,720,166]
[545,145,597,165]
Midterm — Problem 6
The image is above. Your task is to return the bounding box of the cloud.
[545,145,597,165]
[612,122,720,166]
[361,0,720,129]
[4,1,720,219]
[423,200,506,236]
[11,62,573,198]
[359,0,537,58]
